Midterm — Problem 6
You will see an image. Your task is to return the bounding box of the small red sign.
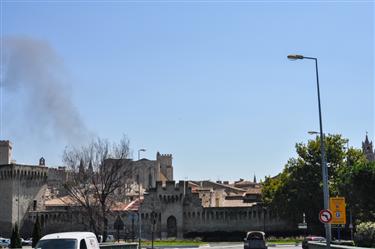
[319,209,332,223]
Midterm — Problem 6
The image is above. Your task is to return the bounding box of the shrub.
[10,223,22,248]
[354,222,375,247]
[32,215,42,248]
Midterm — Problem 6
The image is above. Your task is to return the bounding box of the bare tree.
[63,136,134,240]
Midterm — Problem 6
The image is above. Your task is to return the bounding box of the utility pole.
[349,209,353,241]
[138,175,141,249]
[18,172,20,226]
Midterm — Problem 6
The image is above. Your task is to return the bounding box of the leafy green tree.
[32,215,42,248]
[10,223,22,248]
[262,134,362,234]
[337,161,375,223]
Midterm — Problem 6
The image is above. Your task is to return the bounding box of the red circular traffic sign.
[319,209,332,223]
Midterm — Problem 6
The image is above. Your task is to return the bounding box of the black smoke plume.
[1,37,90,143]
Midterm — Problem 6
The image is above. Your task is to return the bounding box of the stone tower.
[362,133,375,162]
[0,164,48,237]
[0,141,48,237]
[156,152,173,181]
[0,140,12,165]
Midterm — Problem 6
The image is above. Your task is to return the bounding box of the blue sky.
[1,1,374,181]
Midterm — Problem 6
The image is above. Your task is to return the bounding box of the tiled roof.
[46,195,143,212]
[244,188,262,195]
[112,199,141,212]
[221,199,256,207]
[45,196,78,206]
[190,180,246,192]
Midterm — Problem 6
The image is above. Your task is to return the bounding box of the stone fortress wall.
[24,209,86,236]
[0,164,48,237]
[20,180,289,240]
[123,181,290,240]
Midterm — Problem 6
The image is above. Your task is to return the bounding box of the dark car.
[302,236,326,249]
[244,231,267,249]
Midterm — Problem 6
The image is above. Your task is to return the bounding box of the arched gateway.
[166,216,177,237]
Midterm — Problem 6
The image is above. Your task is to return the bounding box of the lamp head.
[287,54,304,60]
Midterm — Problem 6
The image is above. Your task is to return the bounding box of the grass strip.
[142,240,206,246]
[267,240,302,244]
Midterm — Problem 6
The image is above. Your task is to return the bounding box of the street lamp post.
[151,211,156,249]
[131,214,135,242]
[137,149,145,249]
[263,206,267,234]
[345,141,354,241]
[138,149,146,160]
[137,174,142,249]
[288,54,331,247]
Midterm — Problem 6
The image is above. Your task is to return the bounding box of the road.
[202,242,301,249]
[23,242,302,249]
[149,242,302,249]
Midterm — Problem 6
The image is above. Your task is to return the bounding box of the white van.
[35,232,100,249]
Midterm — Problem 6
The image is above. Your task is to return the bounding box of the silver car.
[0,238,10,248]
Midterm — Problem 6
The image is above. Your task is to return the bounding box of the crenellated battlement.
[164,180,176,190]
[48,167,67,175]
[48,167,69,183]
[0,164,48,180]
[150,181,190,194]
[156,152,173,165]
[160,154,172,157]
[47,167,66,173]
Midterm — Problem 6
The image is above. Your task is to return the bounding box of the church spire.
[88,160,93,175]
[79,158,85,175]
[362,132,375,162]
[253,173,257,183]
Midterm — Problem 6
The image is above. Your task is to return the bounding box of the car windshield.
[247,233,265,240]
[35,239,77,249]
